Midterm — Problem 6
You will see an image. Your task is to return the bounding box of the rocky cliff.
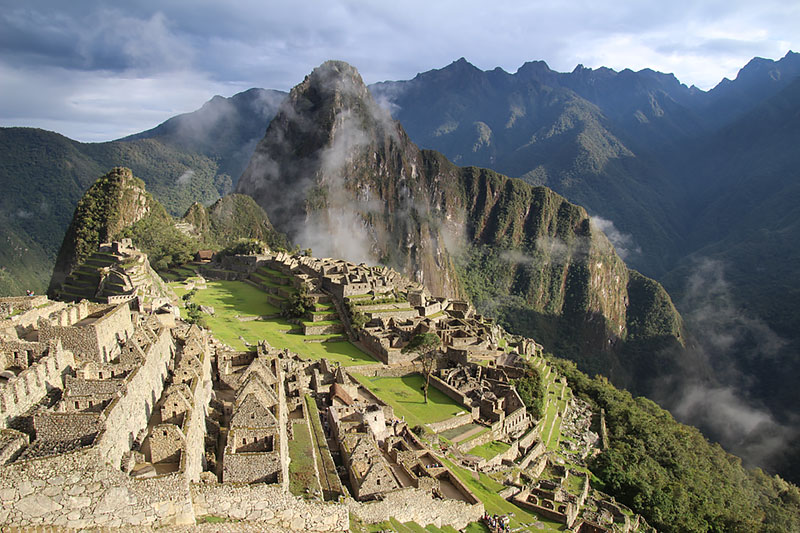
[236,61,685,378]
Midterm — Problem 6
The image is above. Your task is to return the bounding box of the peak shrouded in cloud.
[1,1,798,141]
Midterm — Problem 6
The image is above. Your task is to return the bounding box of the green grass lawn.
[172,280,377,365]
[467,440,511,461]
[288,420,318,497]
[351,374,469,428]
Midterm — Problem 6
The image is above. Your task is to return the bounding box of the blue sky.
[1,0,797,141]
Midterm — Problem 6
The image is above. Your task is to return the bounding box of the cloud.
[296,109,376,264]
[176,169,194,187]
[670,383,798,471]
[652,257,793,471]
[2,2,799,141]
[591,216,640,261]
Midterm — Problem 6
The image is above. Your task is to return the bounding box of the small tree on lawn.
[401,332,442,404]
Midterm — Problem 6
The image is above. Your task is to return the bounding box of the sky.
[1,0,798,142]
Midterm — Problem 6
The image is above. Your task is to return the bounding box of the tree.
[281,286,315,318]
[512,360,545,418]
[401,333,442,403]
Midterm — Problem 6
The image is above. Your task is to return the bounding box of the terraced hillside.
[56,241,173,305]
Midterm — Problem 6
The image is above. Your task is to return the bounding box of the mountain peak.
[297,60,371,104]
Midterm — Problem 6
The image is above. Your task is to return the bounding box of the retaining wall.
[346,487,483,530]
[192,483,348,531]
[0,447,194,528]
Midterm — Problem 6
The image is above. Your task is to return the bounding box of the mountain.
[236,60,687,387]
[371,58,690,277]
[371,52,800,479]
[696,51,800,128]
[49,168,288,296]
[181,193,289,251]
[122,87,286,193]
[48,167,166,295]
[0,88,286,296]
[0,127,223,294]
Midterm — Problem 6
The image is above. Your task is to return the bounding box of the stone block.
[16,493,62,517]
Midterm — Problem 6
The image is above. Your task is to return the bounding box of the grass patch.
[467,440,511,461]
[460,427,490,444]
[196,515,227,524]
[352,374,468,427]
[256,266,291,279]
[171,280,376,365]
[289,420,318,497]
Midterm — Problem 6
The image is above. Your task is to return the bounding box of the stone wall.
[95,326,173,468]
[479,440,519,469]
[459,427,497,451]
[62,375,123,397]
[429,375,472,408]
[39,302,133,363]
[347,364,415,378]
[150,423,185,463]
[0,447,194,528]
[222,452,281,484]
[0,296,49,317]
[0,340,50,370]
[34,411,103,443]
[518,440,546,469]
[303,323,345,335]
[518,424,542,450]
[426,411,476,434]
[182,366,212,482]
[347,487,483,530]
[191,483,348,531]
[0,343,74,426]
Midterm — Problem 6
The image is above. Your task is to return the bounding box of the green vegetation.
[172,280,376,365]
[196,515,227,524]
[511,360,545,419]
[440,456,561,531]
[467,440,511,461]
[282,286,315,318]
[120,210,196,270]
[351,374,467,427]
[183,194,289,252]
[0,127,223,295]
[553,358,800,533]
[305,395,341,499]
[218,237,265,257]
[401,333,442,403]
[288,420,318,497]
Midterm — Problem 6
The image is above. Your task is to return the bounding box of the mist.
[590,216,640,260]
[654,258,796,473]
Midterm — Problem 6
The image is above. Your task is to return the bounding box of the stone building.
[221,345,288,485]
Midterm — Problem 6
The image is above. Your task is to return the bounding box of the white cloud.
[1,0,798,140]
[591,216,640,261]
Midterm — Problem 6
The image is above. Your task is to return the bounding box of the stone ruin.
[55,239,175,312]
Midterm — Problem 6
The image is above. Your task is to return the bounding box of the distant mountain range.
[2,51,799,479]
